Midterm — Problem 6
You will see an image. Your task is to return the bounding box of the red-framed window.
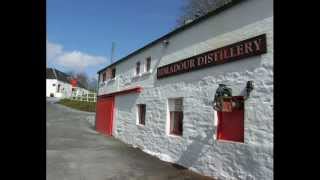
[137,104,146,125]
[169,98,183,136]
[216,96,244,143]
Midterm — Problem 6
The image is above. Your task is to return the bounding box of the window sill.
[216,139,244,144]
[168,133,182,138]
[136,124,145,128]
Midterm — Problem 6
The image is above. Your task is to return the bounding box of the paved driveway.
[46,101,214,180]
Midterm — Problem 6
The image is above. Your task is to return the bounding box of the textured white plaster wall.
[98,0,273,179]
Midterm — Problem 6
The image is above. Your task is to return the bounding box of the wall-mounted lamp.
[245,81,254,99]
[162,39,169,46]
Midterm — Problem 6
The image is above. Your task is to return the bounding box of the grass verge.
[57,99,96,112]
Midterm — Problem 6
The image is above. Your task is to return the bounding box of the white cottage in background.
[96,0,273,179]
[46,68,90,98]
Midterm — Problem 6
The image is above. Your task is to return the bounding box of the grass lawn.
[58,99,96,112]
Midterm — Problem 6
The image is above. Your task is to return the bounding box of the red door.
[96,96,114,136]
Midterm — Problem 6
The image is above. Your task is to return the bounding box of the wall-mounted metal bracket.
[245,81,254,100]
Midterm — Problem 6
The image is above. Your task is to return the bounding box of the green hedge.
[58,99,96,112]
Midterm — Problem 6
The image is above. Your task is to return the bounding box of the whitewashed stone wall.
[98,0,273,179]
[46,79,58,97]
[46,79,74,98]
[55,81,73,98]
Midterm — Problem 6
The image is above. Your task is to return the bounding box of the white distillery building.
[96,0,273,179]
[46,68,90,98]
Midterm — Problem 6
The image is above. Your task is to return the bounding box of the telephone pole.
[110,42,115,64]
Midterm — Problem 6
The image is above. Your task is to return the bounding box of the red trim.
[98,86,143,98]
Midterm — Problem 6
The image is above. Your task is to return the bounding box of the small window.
[102,72,106,82]
[145,57,151,72]
[137,104,146,125]
[111,68,116,79]
[57,84,61,93]
[136,62,140,75]
[52,84,56,87]
[168,98,183,136]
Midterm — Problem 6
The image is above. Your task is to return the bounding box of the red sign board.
[157,34,267,79]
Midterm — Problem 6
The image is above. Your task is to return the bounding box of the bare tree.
[88,77,98,92]
[176,0,232,27]
[66,71,97,91]
[74,72,89,89]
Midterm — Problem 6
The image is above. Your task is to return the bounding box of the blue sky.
[47,0,186,79]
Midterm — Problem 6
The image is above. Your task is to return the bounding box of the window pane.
[140,105,145,125]
[169,98,183,111]
[106,69,112,79]
[102,73,106,81]
[177,112,183,134]
[136,62,140,75]
[146,57,151,72]
[138,104,146,125]
[170,111,183,135]
[170,112,174,133]
[111,68,116,78]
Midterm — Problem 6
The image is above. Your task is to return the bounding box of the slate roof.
[46,67,71,83]
[55,69,71,83]
[46,68,56,79]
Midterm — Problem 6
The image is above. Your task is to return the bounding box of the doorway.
[96,96,114,136]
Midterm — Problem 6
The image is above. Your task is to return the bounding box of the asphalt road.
[46,100,214,180]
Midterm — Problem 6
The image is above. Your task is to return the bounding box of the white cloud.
[47,41,63,61]
[55,51,106,70]
[47,40,107,71]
